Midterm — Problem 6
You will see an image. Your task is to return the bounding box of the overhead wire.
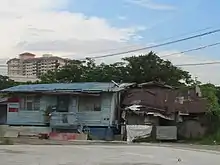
[159,42,220,67]
[176,61,220,67]
[78,26,215,55]
[1,42,220,68]
[161,42,220,58]
[86,28,220,59]
[0,28,220,68]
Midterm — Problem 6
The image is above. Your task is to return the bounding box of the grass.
[183,129,220,145]
[198,130,220,145]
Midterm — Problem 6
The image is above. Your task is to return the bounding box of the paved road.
[0,145,219,165]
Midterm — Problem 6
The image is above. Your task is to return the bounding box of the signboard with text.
[8,103,19,112]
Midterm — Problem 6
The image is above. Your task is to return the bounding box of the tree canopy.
[0,75,18,90]
[40,51,193,86]
[200,83,220,114]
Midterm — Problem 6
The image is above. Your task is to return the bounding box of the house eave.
[0,90,117,95]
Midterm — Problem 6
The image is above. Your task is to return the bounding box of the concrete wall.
[178,120,207,139]
[1,125,51,138]
[0,125,8,138]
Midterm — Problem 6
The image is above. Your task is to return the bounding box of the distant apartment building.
[7,52,67,82]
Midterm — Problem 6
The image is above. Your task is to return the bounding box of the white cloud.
[125,0,176,10]
[0,0,144,60]
[158,51,220,85]
[0,0,146,75]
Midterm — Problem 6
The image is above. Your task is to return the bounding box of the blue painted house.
[0,82,133,140]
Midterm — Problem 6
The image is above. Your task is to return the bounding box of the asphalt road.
[0,145,219,165]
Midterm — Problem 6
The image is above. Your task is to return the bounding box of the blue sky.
[66,0,220,59]
[1,0,220,83]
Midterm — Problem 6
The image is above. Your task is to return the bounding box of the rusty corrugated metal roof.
[138,81,174,89]
[122,85,208,114]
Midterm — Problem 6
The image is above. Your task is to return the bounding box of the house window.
[78,96,101,112]
[57,95,69,112]
[20,95,41,111]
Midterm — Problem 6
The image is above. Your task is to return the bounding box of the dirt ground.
[7,137,220,152]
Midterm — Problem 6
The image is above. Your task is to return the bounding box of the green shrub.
[199,129,220,145]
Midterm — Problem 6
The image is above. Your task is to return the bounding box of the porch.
[49,93,114,128]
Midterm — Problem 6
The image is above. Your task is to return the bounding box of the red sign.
[8,103,19,112]
[8,108,18,112]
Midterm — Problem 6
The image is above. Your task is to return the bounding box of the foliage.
[0,75,19,90]
[200,83,220,115]
[200,83,220,136]
[201,129,220,145]
[0,51,192,89]
[40,51,193,86]
[215,86,220,105]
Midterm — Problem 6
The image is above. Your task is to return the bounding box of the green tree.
[0,75,18,90]
[200,83,220,114]
[122,51,193,85]
[215,86,220,105]
[40,51,193,86]
[200,83,220,135]
[40,70,57,83]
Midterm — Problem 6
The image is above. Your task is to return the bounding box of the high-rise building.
[7,52,68,82]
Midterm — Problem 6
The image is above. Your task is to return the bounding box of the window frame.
[56,95,70,112]
[78,95,101,112]
[20,95,41,111]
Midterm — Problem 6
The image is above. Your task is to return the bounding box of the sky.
[1,0,220,84]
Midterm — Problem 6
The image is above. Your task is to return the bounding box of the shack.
[120,81,208,141]
[0,82,134,140]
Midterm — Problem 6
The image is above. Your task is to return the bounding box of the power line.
[87,28,220,59]
[152,26,213,43]
[79,26,215,55]
[161,42,220,58]
[0,29,220,68]
[1,42,220,68]
[176,61,220,67]
[0,26,216,64]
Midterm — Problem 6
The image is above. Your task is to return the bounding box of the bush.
[199,129,220,145]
